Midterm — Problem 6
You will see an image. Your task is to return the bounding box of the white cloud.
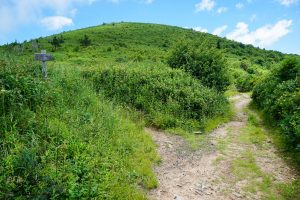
[212,25,228,36]
[193,26,208,33]
[278,0,298,6]
[40,16,73,30]
[0,0,98,35]
[195,0,215,12]
[226,20,293,47]
[217,7,228,14]
[235,3,244,9]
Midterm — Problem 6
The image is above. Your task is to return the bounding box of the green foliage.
[275,180,300,200]
[252,57,300,149]
[1,22,299,199]
[236,73,255,92]
[167,40,230,92]
[0,54,158,199]
[230,60,268,92]
[49,36,64,51]
[91,65,229,130]
[79,34,92,47]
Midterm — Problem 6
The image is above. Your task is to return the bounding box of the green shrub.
[167,40,230,92]
[236,73,255,92]
[252,57,300,149]
[0,54,158,199]
[91,65,229,130]
[232,61,267,92]
[79,34,92,47]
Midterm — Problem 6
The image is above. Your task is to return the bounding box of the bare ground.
[146,93,298,200]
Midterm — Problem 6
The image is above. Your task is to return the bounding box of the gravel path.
[147,94,297,200]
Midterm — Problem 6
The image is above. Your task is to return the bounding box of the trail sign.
[35,50,53,79]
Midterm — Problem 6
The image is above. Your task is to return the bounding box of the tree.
[49,36,61,51]
[216,39,221,49]
[168,40,230,92]
[58,35,65,44]
[79,35,91,47]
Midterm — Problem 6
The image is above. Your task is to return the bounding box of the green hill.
[3,22,292,66]
[0,22,299,199]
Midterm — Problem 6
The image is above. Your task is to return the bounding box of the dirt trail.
[147,94,297,200]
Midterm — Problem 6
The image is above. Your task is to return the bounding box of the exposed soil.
[146,93,297,200]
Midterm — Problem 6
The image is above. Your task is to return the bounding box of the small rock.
[174,195,183,200]
[194,131,202,134]
[233,192,243,198]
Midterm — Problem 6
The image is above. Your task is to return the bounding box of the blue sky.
[0,0,299,54]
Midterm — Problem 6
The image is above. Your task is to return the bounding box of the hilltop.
[2,22,291,64]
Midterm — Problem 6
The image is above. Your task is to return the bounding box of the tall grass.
[0,53,158,199]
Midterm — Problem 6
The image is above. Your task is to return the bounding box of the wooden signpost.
[35,50,53,79]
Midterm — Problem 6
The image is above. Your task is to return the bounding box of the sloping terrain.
[147,94,298,200]
[1,22,299,199]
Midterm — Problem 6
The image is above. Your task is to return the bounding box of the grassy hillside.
[1,22,299,199]
[3,22,290,66]
[5,22,295,93]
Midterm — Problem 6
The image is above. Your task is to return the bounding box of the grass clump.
[90,65,230,132]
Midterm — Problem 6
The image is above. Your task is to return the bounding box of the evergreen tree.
[80,35,91,47]
[49,36,61,51]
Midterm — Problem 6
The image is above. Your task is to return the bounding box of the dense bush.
[91,65,229,130]
[167,40,230,92]
[252,57,300,149]
[236,73,255,92]
[231,60,267,92]
[0,54,158,199]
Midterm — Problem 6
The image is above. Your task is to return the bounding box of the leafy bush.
[236,73,255,92]
[167,40,230,92]
[232,61,267,92]
[0,54,158,199]
[91,65,229,130]
[252,57,300,149]
[0,57,46,135]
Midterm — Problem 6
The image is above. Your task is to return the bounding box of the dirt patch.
[147,94,298,200]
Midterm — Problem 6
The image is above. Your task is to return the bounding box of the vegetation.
[252,57,300,150]
[167,40,230,92]
[79,34,92,47]
[90,65,229,131]
[0,22,299,199]
[49,36,64,51]
[0,53,158,199]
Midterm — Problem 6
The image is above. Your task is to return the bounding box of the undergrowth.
[0,53,158,199]
[89,65,230,132]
